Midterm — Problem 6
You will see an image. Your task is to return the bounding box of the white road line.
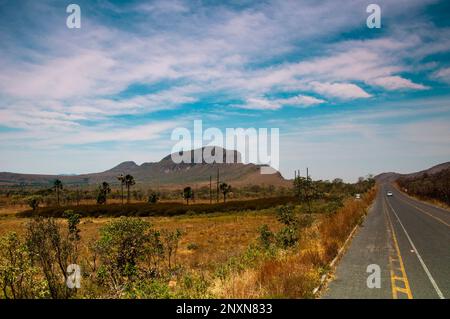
[386,199,445,299]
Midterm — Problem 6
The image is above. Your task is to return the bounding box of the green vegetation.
[53,179,63,206]
[183,186,193,205]
[96,182,111,205]
[219,182,232,203]
[124,175,136,204]
[18,196,297,218]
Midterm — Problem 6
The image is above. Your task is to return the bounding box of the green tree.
[275,205,299,249]
[97,182,111,205]
[148,192,159,204]
[161,229,183,269]
[53,179,63,206]
[27,195,42,211]
[0,233,42,299]
[183,187,193,205]
[219,182,232,203]
[25,217,77,299]
[95,217,154,292]
[124,175,135,204]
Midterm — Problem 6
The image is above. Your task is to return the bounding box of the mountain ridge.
[374,161,450,183]
[0,147,287,187]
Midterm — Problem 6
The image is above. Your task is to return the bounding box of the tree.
[117,174,125,204]
[27,195,42,211]
[0,233,41,299]
[148,192,159,204]
[161,229,182,269]
[95,217,153,291]
[26,217,79,299]
[219,182,231,203]
[53,179,63,206]
[124,175,135,204]
[275,205,299,248]
[183,187,193,205]
[97,182,111,205]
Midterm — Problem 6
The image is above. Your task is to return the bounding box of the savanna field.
[0,178,376,299]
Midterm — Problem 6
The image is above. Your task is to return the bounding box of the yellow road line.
[395,194,450,228]
[383,198,413,299]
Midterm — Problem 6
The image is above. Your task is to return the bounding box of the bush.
[275,205,299,249]
[187,243,199,251]
[18,196,298,218]
[0,233,44,299]
[25,217,78,299]
[27,195,42,211]
[258,224,274,249]
[95,217,154,292]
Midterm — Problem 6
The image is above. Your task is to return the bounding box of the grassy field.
[0,176,377,299]
[0,209,281,274]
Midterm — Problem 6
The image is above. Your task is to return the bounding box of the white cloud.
[238,95,325,110]
[370,76,428,90]
[309,82,371,99]
[432,67,450,83]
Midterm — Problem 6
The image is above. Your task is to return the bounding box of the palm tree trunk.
[121,184,124,204]
[127,185,130,204]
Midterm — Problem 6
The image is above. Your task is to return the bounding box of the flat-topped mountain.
[0,147,287,187]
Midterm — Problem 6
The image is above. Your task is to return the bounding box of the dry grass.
[213,188,377,299]
[0,209,281,274]
[0,189,377,299]
[393,183,450,212]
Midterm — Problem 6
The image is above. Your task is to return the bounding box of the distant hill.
[0,147,288,188]
[374,162,450,183]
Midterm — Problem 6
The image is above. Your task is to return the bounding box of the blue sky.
[0,0,450,181]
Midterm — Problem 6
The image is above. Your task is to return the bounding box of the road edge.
[313,199,377,297]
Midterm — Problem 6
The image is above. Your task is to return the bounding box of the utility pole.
[306,167,311,214]
[209,175,212,204]
[76,185,80,206]
[216,168,220,203]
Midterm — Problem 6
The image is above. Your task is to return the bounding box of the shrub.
[275,205,300,249]
[25,217,78,299]
[27,195,42,211]
[19,196,298,218]
[95,217,153,292]
[258,224,274,249]
[187,243,199,251]
[148,193,159,204]
[0,233,44,299]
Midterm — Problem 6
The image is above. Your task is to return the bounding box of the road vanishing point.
[323,184,450,299]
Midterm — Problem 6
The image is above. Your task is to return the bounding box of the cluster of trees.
[18,174,236,210]
[293,173,375,208]
[182,182,232,205]
[397,169,450,205]
[0,214,183,299]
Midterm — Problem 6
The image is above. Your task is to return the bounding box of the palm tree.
[219,182,231,203]
[124,174,135,204]
[183,186,193,205]
[53,179,63,206]
[117,174,125,204]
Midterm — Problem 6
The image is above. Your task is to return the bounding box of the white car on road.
[386,191,393,196]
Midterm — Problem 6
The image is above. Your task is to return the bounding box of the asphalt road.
[323,184,450,299]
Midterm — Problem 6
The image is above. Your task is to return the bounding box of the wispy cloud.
[0,0,449,177]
